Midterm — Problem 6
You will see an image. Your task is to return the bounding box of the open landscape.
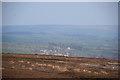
[2,2,118,78]
[2,25,119,78]
[2,25,118,60]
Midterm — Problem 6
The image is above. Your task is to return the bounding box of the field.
[2,25,119,78]
[2,53,119,78]
[2,25,118,60]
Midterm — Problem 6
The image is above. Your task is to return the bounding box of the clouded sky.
[2,2,118,26]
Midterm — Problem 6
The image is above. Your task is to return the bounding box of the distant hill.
[3,25,118,39]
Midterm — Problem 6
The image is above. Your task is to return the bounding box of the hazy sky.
[3,2,118,26]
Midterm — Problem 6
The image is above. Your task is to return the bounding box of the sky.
[2,2,118,26]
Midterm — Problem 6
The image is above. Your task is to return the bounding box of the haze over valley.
[2,25,118,60]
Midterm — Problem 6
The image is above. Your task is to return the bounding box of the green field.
[2,25,118,60]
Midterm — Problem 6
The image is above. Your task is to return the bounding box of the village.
[39,46,71,57]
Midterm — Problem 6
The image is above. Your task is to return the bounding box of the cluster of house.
[54,52,70,57]
[39,47,71,57]
[39,50,52,55]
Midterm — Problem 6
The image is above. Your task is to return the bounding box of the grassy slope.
[2,53,119,78]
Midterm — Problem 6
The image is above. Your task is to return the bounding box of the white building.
[67,47,71,50]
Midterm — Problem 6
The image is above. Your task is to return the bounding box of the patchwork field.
[2,25,118,60]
